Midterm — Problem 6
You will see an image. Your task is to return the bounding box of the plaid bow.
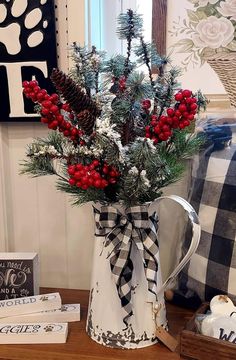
[94,204,159,324]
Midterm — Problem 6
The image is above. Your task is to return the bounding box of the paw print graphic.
[61,305,68,312]
[44,324,54,332]
[44,324,63,332]
[0,0,49,56]
[20,289,30,297]
[61,304,76,312]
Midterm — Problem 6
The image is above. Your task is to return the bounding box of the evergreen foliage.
[126,72,153,100]
[70,43,105,94]
[21,9,207,207]
[116,10,143,40]
[102,55,134,80]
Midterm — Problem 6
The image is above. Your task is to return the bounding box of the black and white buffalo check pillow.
[177,139,236,304]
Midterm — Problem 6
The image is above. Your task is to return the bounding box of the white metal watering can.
[86,195,201,349]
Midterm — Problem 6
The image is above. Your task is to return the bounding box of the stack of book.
[0,293,80,344]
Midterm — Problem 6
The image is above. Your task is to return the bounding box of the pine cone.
[122,117,135,145]
[77,110,96,135]
[50,69,101,117]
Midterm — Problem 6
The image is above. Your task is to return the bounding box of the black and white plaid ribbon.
[94,204,159,324]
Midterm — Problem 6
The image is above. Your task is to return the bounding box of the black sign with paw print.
[0,0,57,122]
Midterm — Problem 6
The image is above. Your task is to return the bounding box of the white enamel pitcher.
[86,195,201,349]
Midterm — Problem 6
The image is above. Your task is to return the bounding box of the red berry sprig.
[145,89,198,144]
[67,160,119,190]
[141,99,151,113]
[22,80,83,144]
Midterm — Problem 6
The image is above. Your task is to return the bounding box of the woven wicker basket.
[206,52,236,108]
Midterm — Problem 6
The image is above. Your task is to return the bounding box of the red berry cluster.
[141,99,151,112]
[145,114,172,144]
[174,89,198,129]
[23,80,83,143]
[67,160,119,190]
[145,89,198,144]
[118,76,126,92]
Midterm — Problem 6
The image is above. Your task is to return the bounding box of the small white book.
[0,293,61,319]
[0,322,68,344]
[0,304,80,323]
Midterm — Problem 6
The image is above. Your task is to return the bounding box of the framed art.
[0,0,57,122]
[153,0,231,109]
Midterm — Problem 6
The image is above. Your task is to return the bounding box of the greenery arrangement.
[21,9,206,207]
[170,0,236,68]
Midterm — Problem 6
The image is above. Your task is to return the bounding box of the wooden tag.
[156,326,178,352]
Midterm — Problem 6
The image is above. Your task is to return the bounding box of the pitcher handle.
[153,195,201,295]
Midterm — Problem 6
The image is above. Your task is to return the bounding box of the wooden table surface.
[0,288,194,360]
